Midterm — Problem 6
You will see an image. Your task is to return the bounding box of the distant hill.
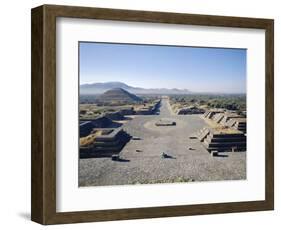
[80,81,190,95]
[96,88,142,104]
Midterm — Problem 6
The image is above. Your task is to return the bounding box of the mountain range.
[80,82,191,95]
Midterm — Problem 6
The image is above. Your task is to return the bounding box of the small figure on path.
[161,152,174,159]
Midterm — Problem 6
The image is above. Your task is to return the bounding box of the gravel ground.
[79,98,246,187]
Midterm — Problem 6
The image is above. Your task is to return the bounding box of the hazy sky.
[79,42,246,93]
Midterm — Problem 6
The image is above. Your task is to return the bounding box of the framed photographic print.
[31,4,274,225]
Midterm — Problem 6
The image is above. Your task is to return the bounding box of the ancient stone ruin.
[80,127,131,158]
[203,109,225,119]
[197,127,246,152]
[134,100,161,115]
[228,118,246,133]
[80,116,122,137]
[203,110,247,134]
[155,118,176,126]
[177,106,205,115]
[199,109,247,152]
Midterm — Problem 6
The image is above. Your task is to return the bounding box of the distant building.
[177,106,205,115]
[134,100,161,115]
[95,88,142,105]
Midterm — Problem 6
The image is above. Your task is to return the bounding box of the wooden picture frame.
[31,4,274,225]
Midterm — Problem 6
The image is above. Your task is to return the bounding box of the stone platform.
[155,118,176,126]
[80,127,131,158]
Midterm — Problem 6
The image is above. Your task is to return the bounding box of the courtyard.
[79,98,246,186]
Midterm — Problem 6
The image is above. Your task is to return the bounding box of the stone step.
[211,133,245,138]
[206,136,246,143]
[206,142,246,148]
[214,114,224,123]
[198,128,210,142]
[93,140,122,147]
[227,119,236,127]
[206,146,246,152]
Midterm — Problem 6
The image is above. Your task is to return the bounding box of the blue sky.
[79,42,246,93]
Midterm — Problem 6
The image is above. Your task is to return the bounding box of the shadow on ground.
[18,212,30,220]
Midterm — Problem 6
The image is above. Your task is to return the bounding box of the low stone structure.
[155,119,176,126]
[134,100,161,115]
[80,116,122,137]
[80,127,131,158]
[203,110,247,134]
[197,127,246,152]
[218,113,244,126]
[135,106,154,115]
[177,106,205,115]
[228,118,247,133]
[203,109,224,119]
[212,113,225,123]
[80,121,95,137]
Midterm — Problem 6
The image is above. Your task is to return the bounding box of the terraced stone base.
[198,127,246,152]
